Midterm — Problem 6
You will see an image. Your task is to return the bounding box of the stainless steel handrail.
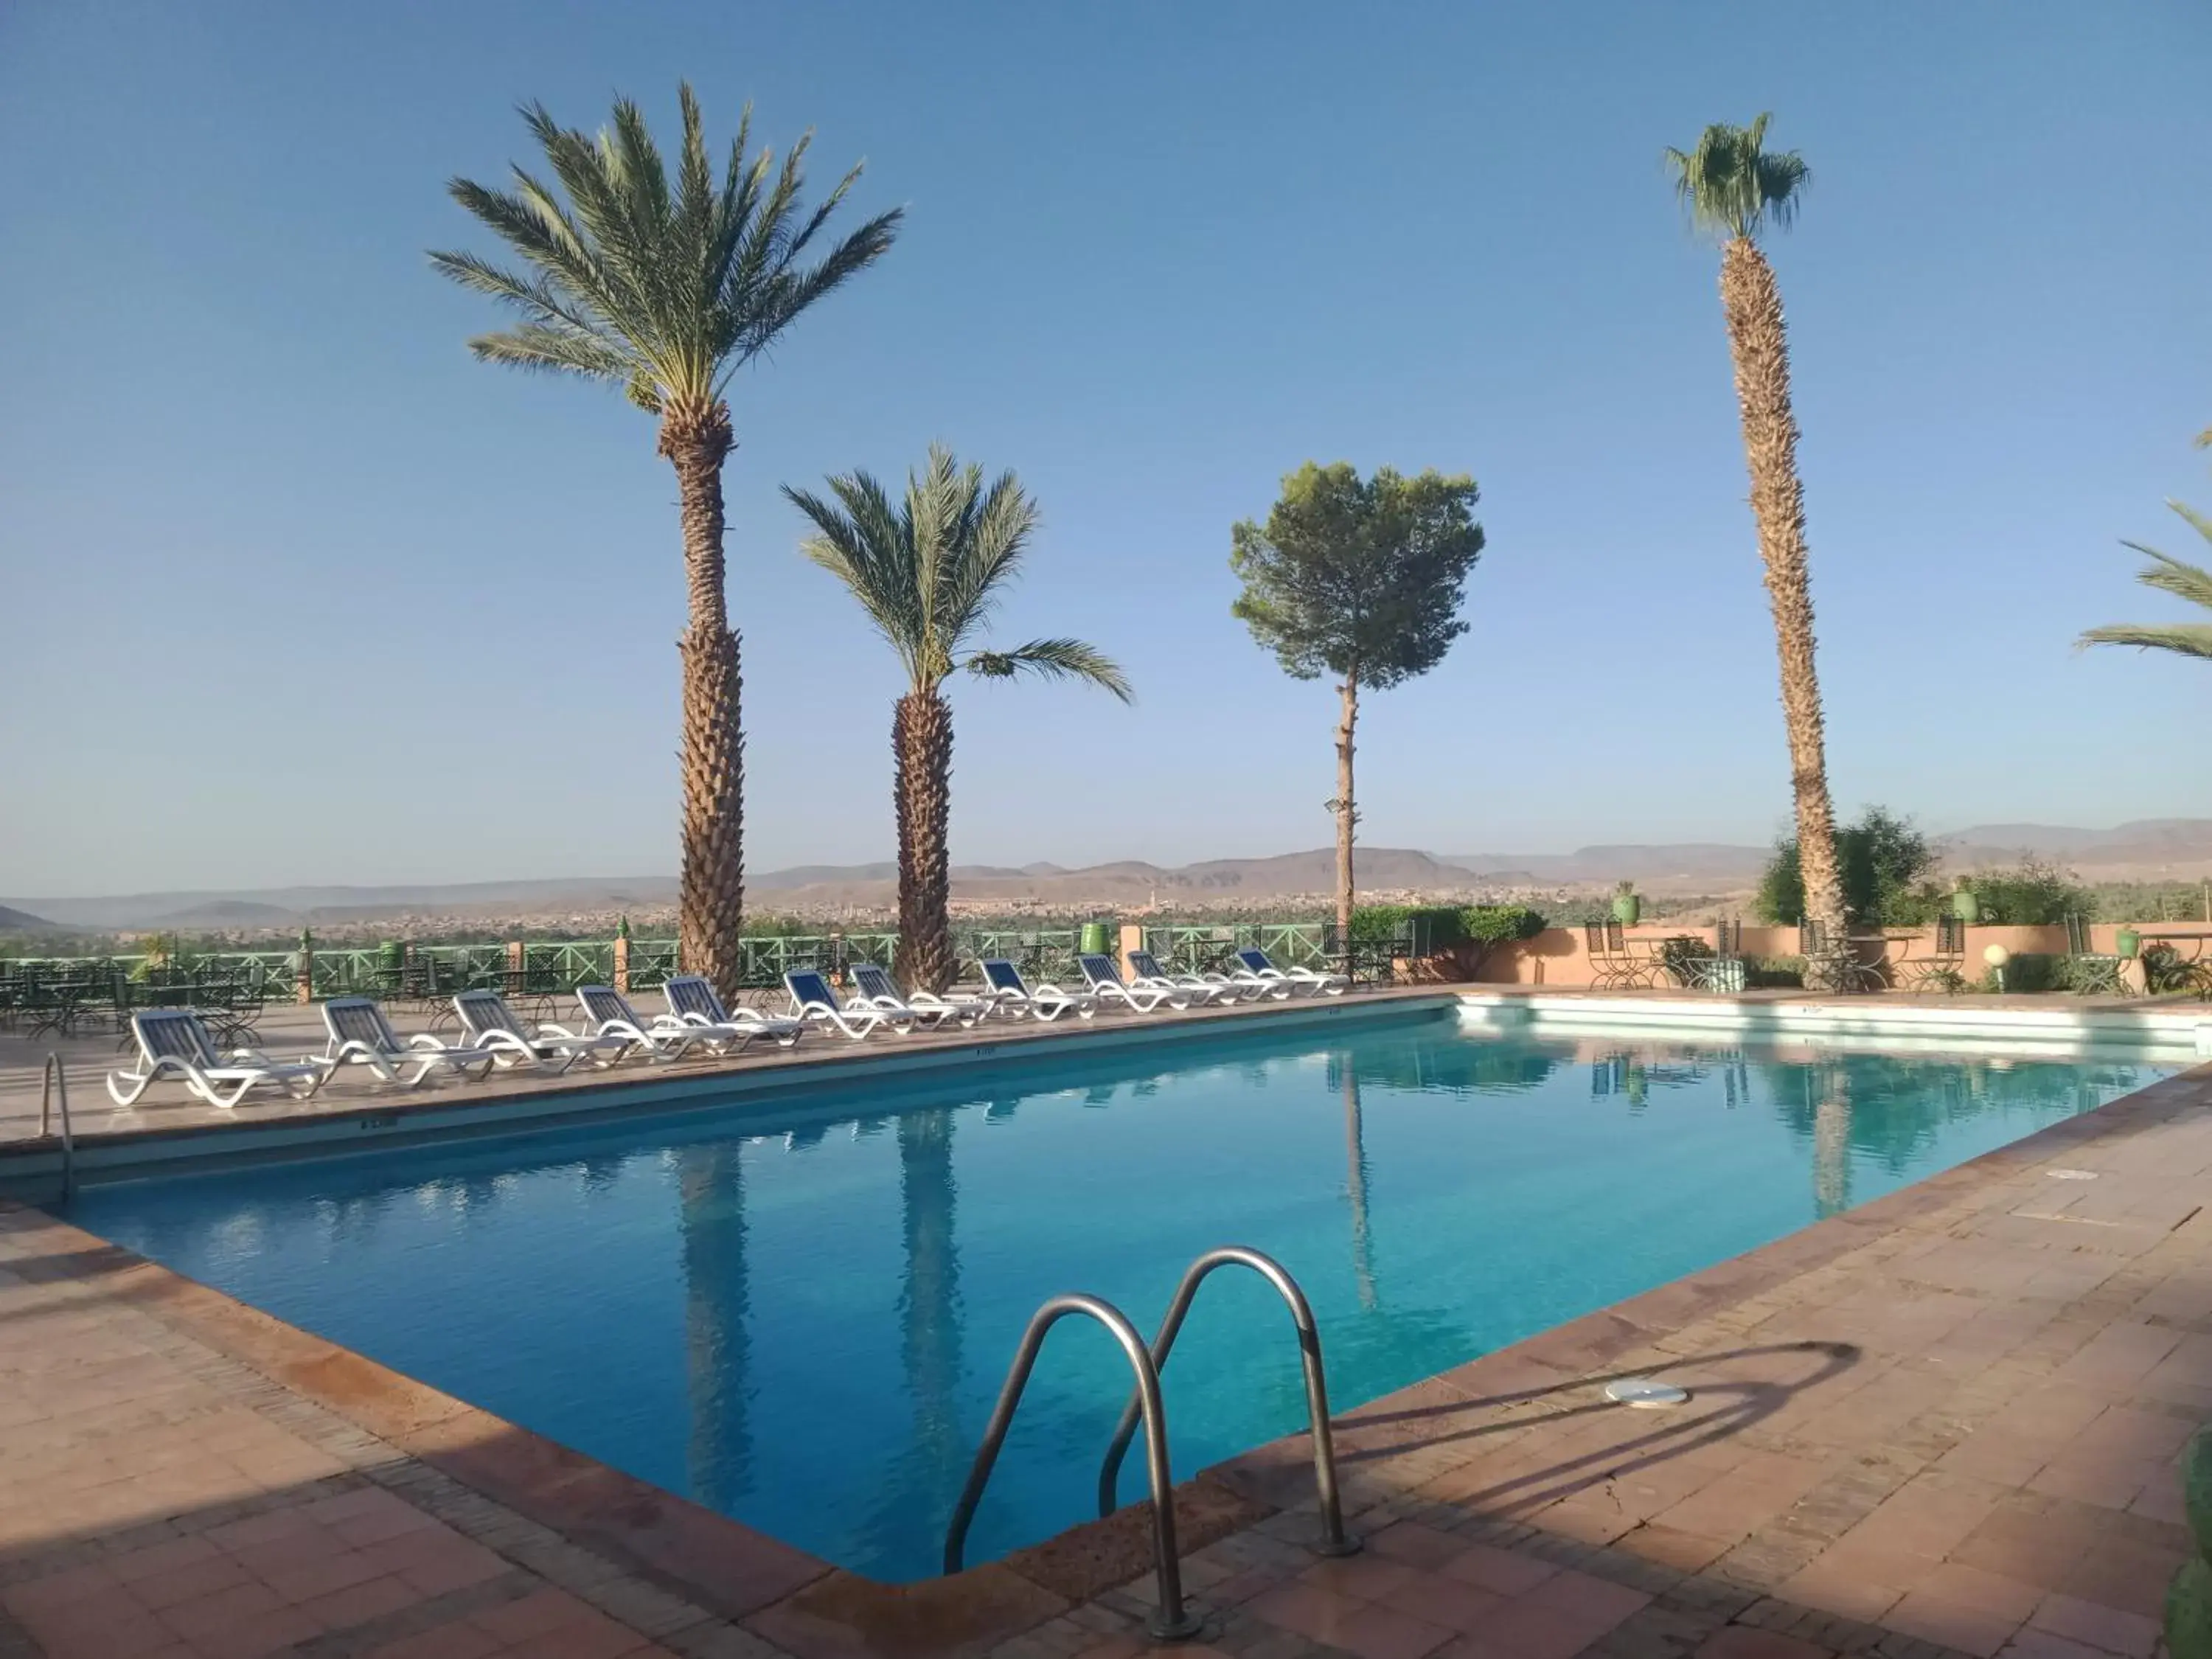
[39,1053,74,1200]
[1099,1245,1356,1557]
[944,1292,1203,1641]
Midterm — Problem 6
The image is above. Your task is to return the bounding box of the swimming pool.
[65,1006,2173,1582]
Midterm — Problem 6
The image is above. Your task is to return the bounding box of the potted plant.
[1951,880,1980,924]
[2116,926,2142,961]
[1610,882,1641,926]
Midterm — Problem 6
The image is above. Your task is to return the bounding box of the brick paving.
[0,1049,2204,1657]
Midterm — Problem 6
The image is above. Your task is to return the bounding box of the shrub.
[1746,956,1805,988]
[1346,905,1465,953]
[1756,807,1938,927]
[1976,952,2060,993]
[1460,905,1546,945]
[1958,859,2094,926]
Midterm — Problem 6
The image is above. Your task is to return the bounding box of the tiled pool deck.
[0,995,2205,1659]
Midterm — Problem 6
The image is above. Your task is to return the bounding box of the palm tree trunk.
[660,403,746,998]
[1718,237,1848,974]
[894,689,956,994]
[1334,675,1359,949]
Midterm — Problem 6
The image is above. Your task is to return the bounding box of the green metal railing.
[1141,922,1329,974]
[1,920,1339,1006]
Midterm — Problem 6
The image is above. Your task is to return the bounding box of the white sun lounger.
[663,975,804,1048]
[783,970,900,1040]
[978,959,1095,1021]
[849,963,988,1029]
[321,997,498,1087]
[1234,947,1348,998]
[1077,953,1189,1013]
[1126,949,1244,1005]
[453,989,636,1072]
[575,985,733,1060]
[108,1009,331,1108]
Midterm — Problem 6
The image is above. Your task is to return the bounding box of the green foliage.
[1663,113,1809,244]
[1461,905,1547,945]
[2079,498,2212,661]
[1756,807,1938,927]
[785,445,1131,701]
[1230,463,1484,689]
[1960,860,2095,926]
[1976,953,2062,993]
[1347,905,1465,952]
[431,85,900,414]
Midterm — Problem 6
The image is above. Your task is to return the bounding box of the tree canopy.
[1229,463,1484,689]
[785,445,1132,701]
[1756,806,1936,927]
[429,84,900,419]
[1663,112,1809,244]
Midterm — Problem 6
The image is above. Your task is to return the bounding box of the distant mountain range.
[10,819,2209,931]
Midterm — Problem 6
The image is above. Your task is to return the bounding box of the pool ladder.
[39,1053,75,1202]
[942,1245,1355,1642]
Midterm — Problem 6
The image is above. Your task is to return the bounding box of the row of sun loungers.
[105,950,1348,1110]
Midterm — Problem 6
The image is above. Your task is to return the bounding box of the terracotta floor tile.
[2028,1591,2162,1658]
[1616,1521,1733,1572]
[365,1625,504,1659]
[298,1572,422,1631]
[1379,1570,1507,1634]
[1520,1568,1652,1632]
[186,1604,323,1659]
[1298,1553,1421,1600]
[1368,1520,1478,1571]
[260,1545,387,1605]
[471,1587,600,1644]
[133,1551,259,1611]
[1441,1542,1559,1597]
[2001,1630,2119,1659]
[1697,1627,1837,1659]
[1886,1581,2033,1659]
[2058,1532,2191,1618]
[1774,1553,1917,1624]
[1442,1601,1608,1659]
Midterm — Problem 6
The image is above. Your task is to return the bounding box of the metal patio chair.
[1585,920,1643,990]
[1904,915,1969,993]
[2064,914,2125,996]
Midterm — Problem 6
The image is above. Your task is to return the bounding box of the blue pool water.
[67,1009,2171,1581]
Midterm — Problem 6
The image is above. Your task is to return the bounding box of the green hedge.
[1347,904,1548,957]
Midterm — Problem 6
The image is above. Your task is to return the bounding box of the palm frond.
[2076,624,2212,658]
[787,450,1128,705]
[464,322,636,382]
[2079,504,2212,658]
[784,473,931,685]
[434,83,897,416]
[1664,113,1808,243]
[939,467,1038,653]
[964,639,1135,703]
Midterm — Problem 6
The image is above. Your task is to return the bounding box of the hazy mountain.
[14,820,2210,928]
[0,905,60,932]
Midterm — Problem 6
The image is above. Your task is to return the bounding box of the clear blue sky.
[4,1,2207,896]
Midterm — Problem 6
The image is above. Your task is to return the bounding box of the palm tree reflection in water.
[1332,1061,1380,1312]
[897,1110,965,1491]
[676,1144,754,1511]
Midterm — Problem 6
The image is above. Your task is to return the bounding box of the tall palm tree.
[431,86,900,995]
[785,448,1132,992]
[1665,114,1849,975]
[2078,499,2212,661]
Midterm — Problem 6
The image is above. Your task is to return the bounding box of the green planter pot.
[2117,928,2142,961]
[1079,921,1112,957]
[1952,890,1980,924]
[1611,894,1641,925]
